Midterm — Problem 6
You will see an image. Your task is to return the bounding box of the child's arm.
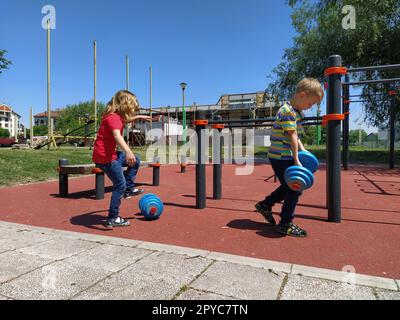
[112,129,136,166]
[287,130,302,166]
[298,139,307,152]
[132,115,152,122]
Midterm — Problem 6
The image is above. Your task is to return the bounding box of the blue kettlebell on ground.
[139,193,164,220]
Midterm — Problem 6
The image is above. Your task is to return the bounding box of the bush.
[33,125,48,136]
[0,128,10,138]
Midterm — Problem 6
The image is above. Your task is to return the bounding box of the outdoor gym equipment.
[139,193,164,220]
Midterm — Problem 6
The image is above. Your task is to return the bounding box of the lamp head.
[180,82,187,90]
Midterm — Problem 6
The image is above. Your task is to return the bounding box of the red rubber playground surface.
[1,163,400,279]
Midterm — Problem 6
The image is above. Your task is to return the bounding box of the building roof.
[0,104,12,112]
[0,104,21,117]
[34,111,61,118]
[216,91,268,105]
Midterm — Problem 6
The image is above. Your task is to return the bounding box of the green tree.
[0,128,10,138]
[33,125,49,136]
[302,125,318,145]
[56,100,105,136]
[349,129,368,145]
[267,0,400,128]
[0,50,12,75]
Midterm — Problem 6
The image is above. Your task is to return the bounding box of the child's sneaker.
[123,188,144,199]
[255,201,276,225]
[277,222,307,237]
[104,216,130,228]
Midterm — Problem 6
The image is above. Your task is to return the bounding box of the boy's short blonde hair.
[295,78,324,100]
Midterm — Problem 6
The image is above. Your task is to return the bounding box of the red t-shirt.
[92,113,125,164]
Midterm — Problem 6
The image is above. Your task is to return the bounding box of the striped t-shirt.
[268,103,304,160]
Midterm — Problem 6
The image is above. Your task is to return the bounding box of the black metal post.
[196,110,207,209]
[212,116,223,200]
[326,55,342,223]
[342,74,350,170]
[59,159,69,197]
[389,91,396,169]
[95,171,105,200]
[153,165,160,186]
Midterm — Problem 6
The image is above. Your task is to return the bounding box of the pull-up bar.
[224,121,322,129]
[347,64,400,73]
[343,78,400,86]
[346,93,391,98]
[208,116,322,124]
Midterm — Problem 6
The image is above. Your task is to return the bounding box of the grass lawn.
[254,145,399,165]
[0,146,149,187]
[0,145,398,187]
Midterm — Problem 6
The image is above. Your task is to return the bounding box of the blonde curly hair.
[102,90,139,123]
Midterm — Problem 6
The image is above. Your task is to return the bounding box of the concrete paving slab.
[375,289,400,300]
[64,244,152,272]
[291,264,398,291]
[73,251,210,300]
[0,261,111,300]
[0,251,54,284]
[354,273,398,291]
[190,261,284,300]
[0,222,398,301]
[177,288,239,300]
[0,231,54,253]
[0,221,142,248]
[33,228,144,248]
[0,222,28,231]
[137,242,210,258]
[207,252,292,273]
[280,275,376,300]
[0,227,19,239]
[16,237,100,260]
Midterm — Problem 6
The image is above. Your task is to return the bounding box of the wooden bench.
[58,163,106,200]
[58,159,160,200]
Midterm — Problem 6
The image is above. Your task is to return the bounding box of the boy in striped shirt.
[256,78,324,237]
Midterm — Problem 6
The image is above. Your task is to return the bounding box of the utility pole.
[94,41,97,138]
[126,55,130,146]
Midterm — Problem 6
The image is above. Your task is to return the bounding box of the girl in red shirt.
[93,90,151,227]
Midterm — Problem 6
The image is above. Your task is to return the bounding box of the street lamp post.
[180,82,187,143]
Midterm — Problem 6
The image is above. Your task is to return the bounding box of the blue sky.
[0,0,375,133]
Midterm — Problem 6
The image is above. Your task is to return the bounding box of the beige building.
[0,104,22,138]
[33,110,61,127]
[137,91,281,147]
[141,91,280,125]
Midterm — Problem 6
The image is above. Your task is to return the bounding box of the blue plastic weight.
[139,193,157,210]
[298,151,319,173]
[284,169,313,189]
[285,166,314,185]
[284,165,314,192]
[139,194,164,220]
